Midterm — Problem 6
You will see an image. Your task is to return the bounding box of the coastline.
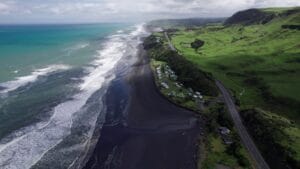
[83,44,202,169]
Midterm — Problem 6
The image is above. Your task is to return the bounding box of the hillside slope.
[170,7,300,169]
[149,18,225,28]
[224,8,275,25]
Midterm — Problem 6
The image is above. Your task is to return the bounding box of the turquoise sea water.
[0,23,149,169]
[0,24,126,82]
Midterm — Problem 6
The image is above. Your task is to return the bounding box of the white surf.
[0,24,149,169]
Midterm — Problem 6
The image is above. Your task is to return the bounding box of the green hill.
[149,18,225,29]
[168,7,300,169]
[172,7,300,118]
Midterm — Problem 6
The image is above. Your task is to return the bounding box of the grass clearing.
[171,11,300,121]
[166,7,300,169]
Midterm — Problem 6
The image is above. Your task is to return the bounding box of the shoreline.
[83,44,202,169]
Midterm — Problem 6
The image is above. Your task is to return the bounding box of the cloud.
[0,0,299,23]
[254,0,300,8]
[0,1,14,14]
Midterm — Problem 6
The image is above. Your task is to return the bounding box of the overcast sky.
[0,0,299,23]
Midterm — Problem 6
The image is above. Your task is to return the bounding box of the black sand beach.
[83,45,202,169]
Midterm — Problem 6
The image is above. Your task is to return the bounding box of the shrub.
[143,35,161,49]
[241,109,299,169]
[191,39,205,50]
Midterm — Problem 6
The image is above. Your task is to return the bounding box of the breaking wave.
[0,24,149,169]
[0,64,70,94]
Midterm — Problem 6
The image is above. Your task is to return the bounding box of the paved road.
[216,80,270,169]
[164,33,269,169]
[164,32,176,51]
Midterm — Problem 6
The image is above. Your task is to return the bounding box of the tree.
[191,39,205,50]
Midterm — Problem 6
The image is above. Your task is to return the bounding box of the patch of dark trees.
[165,28,179,33]
[285,57,300,63]
[143,35,160,50]
[242,72,300,116]
[207,103,233,132]
[207,103,250,167]
[241,109,300,169]
[282,7,300,16]
[214,63,229,71]
[224,9,275,25]
[282,25,300,30]
[191,39,205,50]
[143,35,218,96]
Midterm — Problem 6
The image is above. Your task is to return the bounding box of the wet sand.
[83,45,202,169]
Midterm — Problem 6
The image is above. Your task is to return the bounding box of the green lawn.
[165,7,300,167]
[148,7,300,167]
[170,10,300,121]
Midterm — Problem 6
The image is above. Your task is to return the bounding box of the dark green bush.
[191,39,205,50]
[241,109,299,169]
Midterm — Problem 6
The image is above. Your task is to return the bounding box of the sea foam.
[0,24,149,169]
[0,64,70,94]
[64,42,90,56]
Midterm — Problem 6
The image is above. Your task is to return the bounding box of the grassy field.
[167,7,300,168]
[171,8,300,120]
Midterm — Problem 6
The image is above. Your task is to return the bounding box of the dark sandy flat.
[83,46,201,169]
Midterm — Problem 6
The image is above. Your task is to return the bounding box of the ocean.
[0,23,149,169]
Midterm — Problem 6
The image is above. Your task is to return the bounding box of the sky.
[0,0,299,23]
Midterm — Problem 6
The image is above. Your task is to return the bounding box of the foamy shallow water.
[0,24,149,169]
[0,64,70,94]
